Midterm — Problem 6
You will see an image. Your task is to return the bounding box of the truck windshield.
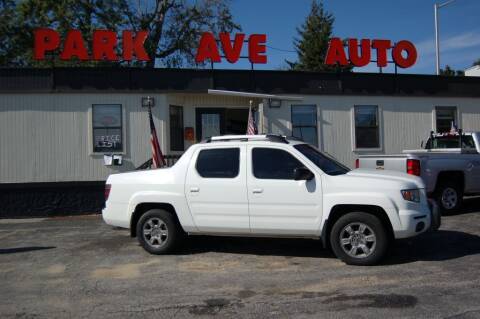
[426,135,476,150]
[294,144,350,176]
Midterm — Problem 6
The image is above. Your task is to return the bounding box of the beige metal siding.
[1,92,480,183]
[0,93,167,183]
[0,93,257,183]
[264,95,480,168]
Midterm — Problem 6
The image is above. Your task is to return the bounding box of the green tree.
[0,0,240,68]
[287,0,351,72]
[0,0,20,66]
[126,0,240,68]
[440,65,464,76]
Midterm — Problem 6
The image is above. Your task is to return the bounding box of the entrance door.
[196,108,249,141]
[196,108,225,141]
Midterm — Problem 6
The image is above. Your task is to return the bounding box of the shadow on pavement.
[0,246,56,254]
[181,236,334,258]
[451,196,480,216]
[385,230,480,265]
[179,229,480,265]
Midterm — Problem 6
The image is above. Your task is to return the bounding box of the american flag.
[148,106,166,168]
[246,104,258,135]
[450,121,458,134]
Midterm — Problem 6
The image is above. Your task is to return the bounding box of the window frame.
[434,106,458,133]
[351,105,383,151]
[291,104,318,147]
[90,104,125,154]
[169,105,184,152]
[195,147,240,179]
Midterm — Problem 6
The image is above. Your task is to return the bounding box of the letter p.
[34,28,60,60]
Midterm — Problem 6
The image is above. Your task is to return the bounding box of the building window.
[196,148,240,178]
[92,104,122,152]
[169,105,184,151]
[291,105,318,146]
[252,148,303,180]
[436,106,457,133]
[354,105,380,149]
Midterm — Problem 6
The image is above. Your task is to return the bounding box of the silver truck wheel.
[339,222,377,258]
[330,212,389,266]
[436,181,463,214]
[136,209,184,254]
[441,187,458,210]
[143,217,169,249]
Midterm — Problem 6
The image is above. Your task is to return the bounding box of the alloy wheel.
[441,187,458,210]
[339,222,376,258]
[143,217,169,248]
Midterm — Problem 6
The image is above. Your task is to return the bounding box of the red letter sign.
[122,30,150,61]
[392,40,417,68]
[195,32,221,63]
[195,32,267,64]
[220,33,245,63]
[34,28,60,60]
[371,39,392,67]
[93,30,118,61]
[248,34,267,64]
[60,30,89,60]
[325,37,417,69]
[325,38,348,65]
[348,39,370,67]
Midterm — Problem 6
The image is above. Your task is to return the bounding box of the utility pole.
[434,0,457,75]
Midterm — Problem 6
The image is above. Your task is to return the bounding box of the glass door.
[196,108,225,141]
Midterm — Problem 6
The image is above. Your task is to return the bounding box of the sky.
[215,0,480,74]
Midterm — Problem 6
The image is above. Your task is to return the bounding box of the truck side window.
[196,148,240,178]
[252,148,303,180]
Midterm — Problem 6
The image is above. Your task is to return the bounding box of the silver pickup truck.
[357,132,480,213]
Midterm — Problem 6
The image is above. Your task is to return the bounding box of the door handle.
[252,188,263,194]
[190,187,200,193]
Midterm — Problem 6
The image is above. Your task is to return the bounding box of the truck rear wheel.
[435,181,463,214]
[136,209,183,254]
[330,212,389,266]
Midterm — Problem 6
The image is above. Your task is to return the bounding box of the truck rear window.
[426,136,475,149]
[196,148,240,178]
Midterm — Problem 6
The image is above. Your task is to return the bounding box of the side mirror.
[294,167,314,181]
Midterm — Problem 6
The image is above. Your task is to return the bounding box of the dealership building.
[1,67,480,217]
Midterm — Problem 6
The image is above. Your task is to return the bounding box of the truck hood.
[336,168,425,190]
[346,168,425,188]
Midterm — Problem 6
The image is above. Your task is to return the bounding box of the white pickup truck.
[357,132,480,214]
[103,135,439,266]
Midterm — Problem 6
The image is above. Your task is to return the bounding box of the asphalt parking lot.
[1,198,480,319]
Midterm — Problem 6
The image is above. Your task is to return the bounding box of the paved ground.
[1,199,480,318]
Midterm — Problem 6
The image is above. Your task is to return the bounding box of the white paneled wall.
[0,93,167,183]
[264,95,480,168]
[1,92,480,183]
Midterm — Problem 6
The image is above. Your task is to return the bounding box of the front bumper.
[394,199,441,238]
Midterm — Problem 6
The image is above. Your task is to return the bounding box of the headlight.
[401,189,421,202]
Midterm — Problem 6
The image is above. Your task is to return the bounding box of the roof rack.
[204,134,289,144]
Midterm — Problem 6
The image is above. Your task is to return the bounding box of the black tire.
[435,181,463,215]
[330,212,389,266]
[136,209,184,254]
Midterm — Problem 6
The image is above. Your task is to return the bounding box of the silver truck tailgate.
[358,155,408,173]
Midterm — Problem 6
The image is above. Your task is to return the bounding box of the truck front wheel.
[136,209,183,254]
[330,212,389,266]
